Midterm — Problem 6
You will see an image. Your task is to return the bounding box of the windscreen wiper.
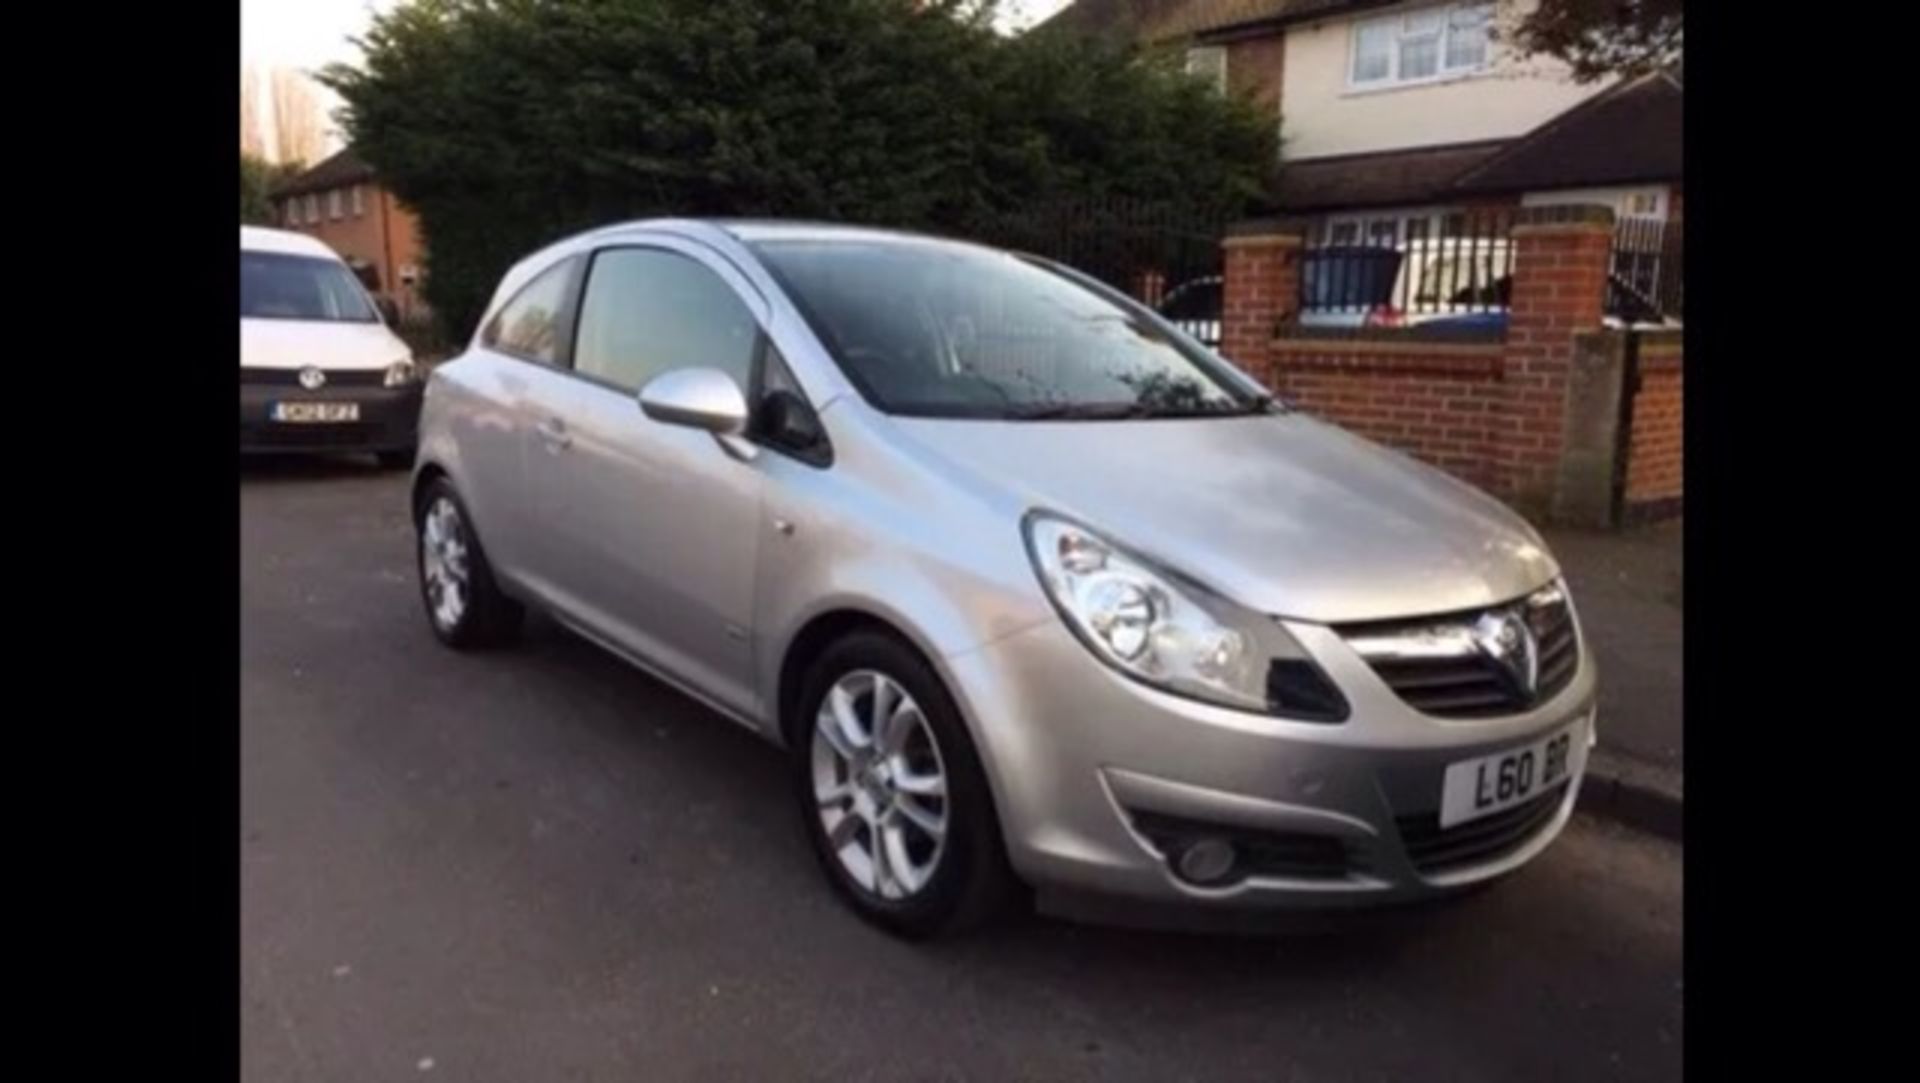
[1004,401,1147,420]
[1007,397,1279,421]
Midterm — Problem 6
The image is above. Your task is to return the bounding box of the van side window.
[483,258,579,365]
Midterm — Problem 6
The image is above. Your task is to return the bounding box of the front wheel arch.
[410,462,450,521]
[778,609,924,751]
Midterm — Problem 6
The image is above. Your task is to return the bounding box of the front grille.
[1396,784,1567,875]
[241,367,387,387]
[1341,584,1579,718]
[1128,810,1355,882]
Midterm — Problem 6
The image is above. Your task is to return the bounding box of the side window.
[483,257,578,365]
[573,248,759,392]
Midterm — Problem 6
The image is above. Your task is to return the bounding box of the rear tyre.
[415,477,523,649]
[793,631,1017,939]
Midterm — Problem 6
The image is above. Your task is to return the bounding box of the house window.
[328,189,343,220]
[1445,4,1492,70]
[1319,207,1507,248]
[1185,45,1227,95]
[304,194,319,224]
[1350,2,1494,89]
[351,185,365,217]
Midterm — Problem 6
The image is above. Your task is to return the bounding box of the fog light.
[1174,837,1238,885]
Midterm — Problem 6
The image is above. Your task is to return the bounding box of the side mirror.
[374,296,400,325]
[638,368,755,459]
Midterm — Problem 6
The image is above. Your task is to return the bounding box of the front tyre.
[414,478,523,649]
[794,631,1016,938]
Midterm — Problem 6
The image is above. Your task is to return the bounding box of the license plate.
[271,401,359,423]
[1439,718,1585,828]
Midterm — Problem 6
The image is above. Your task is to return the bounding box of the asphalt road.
[242,458,1683,1083]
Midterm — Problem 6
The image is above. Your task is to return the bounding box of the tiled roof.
[1449,70,1683,195]
[1273,140,1511,211]
[270,148,378,199]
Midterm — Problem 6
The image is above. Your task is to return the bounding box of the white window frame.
[1185,45,1228,95]
[1319,206,1454,248]
[303,194,319,224]
[1522,186,1669,223]
[1347,2,1495,91]
[351,185,365,217]
[328,189,343,220]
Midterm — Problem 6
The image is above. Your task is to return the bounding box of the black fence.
[963,197,1230,347]
[1297,212,1515,335]
[1607,217,1682,324]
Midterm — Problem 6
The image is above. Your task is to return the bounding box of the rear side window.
[573,248,760,392]
[484,257,579,365]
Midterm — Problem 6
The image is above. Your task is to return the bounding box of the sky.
[241,0,396,157]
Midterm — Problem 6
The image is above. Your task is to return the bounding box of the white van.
[240,226,420,466]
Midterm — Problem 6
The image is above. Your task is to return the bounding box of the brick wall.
[1265,340,1505,492]
[1226,36,1285,113]
[1624,336,1683,516]
[1219,205,1679,525]
[380,190,428,316]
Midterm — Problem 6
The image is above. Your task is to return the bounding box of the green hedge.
[324,0,1278,340]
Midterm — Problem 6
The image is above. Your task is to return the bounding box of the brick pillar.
[1496,204,1615,514]
[1219,220,1306,387]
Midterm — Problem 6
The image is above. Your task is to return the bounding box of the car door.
[522,238,769,719]
[449,253,586,588]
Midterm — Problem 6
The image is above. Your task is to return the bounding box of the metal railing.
[1607,216,1682,324]
[963,196,1230,347]
[1298,212,1515,333]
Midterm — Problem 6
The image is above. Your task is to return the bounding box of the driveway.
[242,460,1682,1082]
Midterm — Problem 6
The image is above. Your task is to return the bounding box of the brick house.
[270,148,429,320]
[1042,0,1682,238]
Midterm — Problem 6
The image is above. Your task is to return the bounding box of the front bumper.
[943,615,1597,917]
[239,380,422,454]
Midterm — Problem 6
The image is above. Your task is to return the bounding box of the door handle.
[535,417,573,452]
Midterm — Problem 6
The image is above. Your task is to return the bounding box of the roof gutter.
[1190,0,1407,45]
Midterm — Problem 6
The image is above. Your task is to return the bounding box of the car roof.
[241,225,342,260]
[570,216,1002,252]
[711,219,969,246]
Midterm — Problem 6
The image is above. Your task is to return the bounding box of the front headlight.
[1022,512,1345,719]
[383,359,419,387]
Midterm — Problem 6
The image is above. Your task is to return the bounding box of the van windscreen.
[241,251,377,323]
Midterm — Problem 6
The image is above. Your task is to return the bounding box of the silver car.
[412,219,1597,938]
